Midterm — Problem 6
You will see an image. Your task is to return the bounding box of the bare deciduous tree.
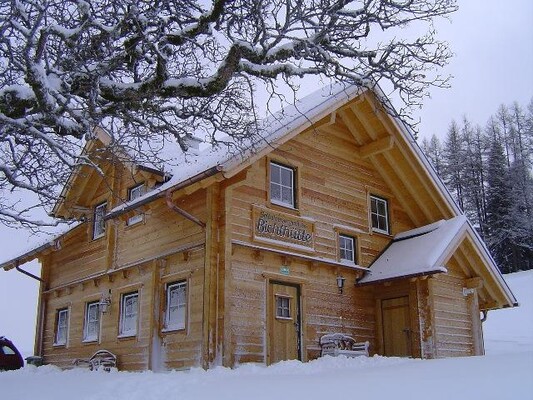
[0,0,457,226]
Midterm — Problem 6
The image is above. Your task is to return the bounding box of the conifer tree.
[461,118,487,237]
[485,134,513,272]
[419,98,533,272]
[442,120,465,210]
[421,134,444,176]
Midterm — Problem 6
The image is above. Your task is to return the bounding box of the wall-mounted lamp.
[99,291,112,313]
[336,276,346,294]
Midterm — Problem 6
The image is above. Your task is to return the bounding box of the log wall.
[224,124,417,364]
[431,260,475,357]
[41,180,209,370]
[228,246,375,365]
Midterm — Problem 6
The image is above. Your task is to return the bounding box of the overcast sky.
[416,0,533,139]
[1,0,532,355]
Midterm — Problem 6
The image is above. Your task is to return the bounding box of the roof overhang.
[1,241,54,271]
[0,222,80,271]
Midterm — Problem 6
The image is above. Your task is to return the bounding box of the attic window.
[370,195,390,234]
[127,184,145,225]
[270,161,296,208]
[92,202,107,239]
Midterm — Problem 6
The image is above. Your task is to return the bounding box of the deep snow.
[1,271,532,400]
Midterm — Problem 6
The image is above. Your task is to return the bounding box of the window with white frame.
[127,184,145,225]
[54,308,69,345]
[270,161,296,208]
[92,202,107,239]
[83,302,100,342]
[370,195,390,234]
[119,292,138,337]
[275,295,291,319]
[164,281,187,331]
[339,234,356,263]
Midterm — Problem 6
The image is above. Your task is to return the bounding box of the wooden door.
[268,282,301,364]
[382,296,412,357]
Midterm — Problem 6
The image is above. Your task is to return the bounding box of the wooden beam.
[313,111,337,129]
[373,153,424,226]
[382,151,434,223]
[316,123,353,142]
[350,104,378,141]
[462,237,504,307]
[466,277,484,290]
[372,107,453,219]
[359,136,395,159]
[337,109,365,146]
[451,248,474,279]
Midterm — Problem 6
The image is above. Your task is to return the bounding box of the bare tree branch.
[0,0,457,227]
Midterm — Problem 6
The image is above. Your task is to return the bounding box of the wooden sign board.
[252,205,315,251]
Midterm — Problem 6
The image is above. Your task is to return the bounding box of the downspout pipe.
[14,261,46,358]
[15,262,45,283]
[165,189,206,229]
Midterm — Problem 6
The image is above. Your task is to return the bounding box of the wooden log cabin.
[1,84,517,371]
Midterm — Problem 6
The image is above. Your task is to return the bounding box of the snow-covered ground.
[2,271,532,400]
[484,270,533,354]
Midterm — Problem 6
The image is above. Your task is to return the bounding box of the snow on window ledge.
[117,333,137,339]
[161,326,185,333]
[371,227,391,236]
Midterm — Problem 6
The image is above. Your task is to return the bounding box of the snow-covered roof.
[0,221,81,271]
[358,216,468,285]
[107,82,364,218]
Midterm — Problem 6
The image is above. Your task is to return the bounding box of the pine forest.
[420,99,533,273]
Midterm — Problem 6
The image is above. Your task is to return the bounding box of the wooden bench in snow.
[73,350,117,371]
[320,334,369,358]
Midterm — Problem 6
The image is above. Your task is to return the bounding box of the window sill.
[53,342,67,348]
[126,216,144,228]
[91,234,106,242]
[82,338,98,344]
[275,316,293,321]
[268,201,300,215]
[339,258,356,265]
[161,327,186,334]
[371,228,392,238]
[117,333,137,340]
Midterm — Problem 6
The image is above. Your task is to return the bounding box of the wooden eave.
[0,241,53,271]
[0,223,82,271]
[104,166,224,221]
[52,139,101,218]
[52,125,169,219]
[459,229,518,309]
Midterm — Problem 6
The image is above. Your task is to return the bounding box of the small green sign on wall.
[280,266,290,276]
